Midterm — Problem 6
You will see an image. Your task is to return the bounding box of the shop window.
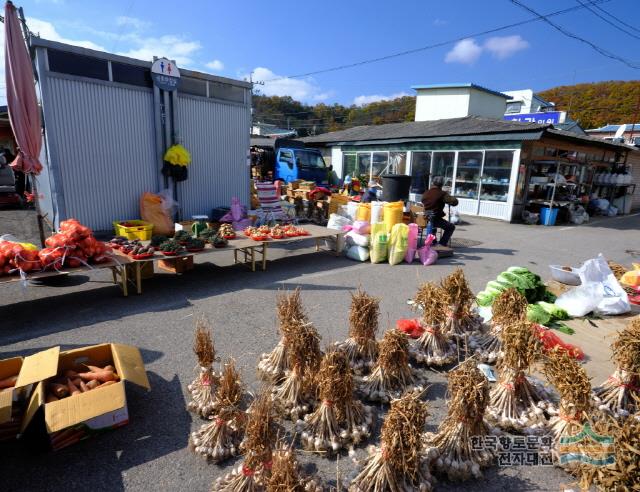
[431,152,455,190]
[389,152,407,175]
[357,153,371,178]
[47,49,109,81]
[343,153,357,178]
[410,152,431,194]
[371,152,389,176]
[545,147,557,157]
[454,152,483,199]
[480,150,514,202]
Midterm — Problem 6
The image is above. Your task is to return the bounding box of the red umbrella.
[4,1,42,174]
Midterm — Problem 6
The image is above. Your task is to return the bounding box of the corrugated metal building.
[33,38,252,231]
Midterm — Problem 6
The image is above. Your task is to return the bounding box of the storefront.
[304,117,635,222]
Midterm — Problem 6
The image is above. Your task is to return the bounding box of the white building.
[413,83,508,121]
[503,89,556,115]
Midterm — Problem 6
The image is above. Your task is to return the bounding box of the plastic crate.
[113,220,154,240]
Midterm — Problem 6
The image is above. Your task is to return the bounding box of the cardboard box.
[328,193,351,215]
[286,180,302,191]
[126,261,154,280]
[21,344,150,450]
[0,348,60,442]
[298,181,316,191]
[158,255,194,274]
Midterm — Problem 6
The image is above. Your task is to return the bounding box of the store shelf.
[481,182,509,186]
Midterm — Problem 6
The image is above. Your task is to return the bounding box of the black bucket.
[381,174,412,202]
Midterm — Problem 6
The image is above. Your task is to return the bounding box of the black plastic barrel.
[381,174,412,202]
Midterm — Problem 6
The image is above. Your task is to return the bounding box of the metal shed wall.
[41,76,157,230]
[176,95,250,215]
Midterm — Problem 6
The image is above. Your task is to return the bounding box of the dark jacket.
[422,186,458,218]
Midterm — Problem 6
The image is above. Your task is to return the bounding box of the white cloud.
[353,92,410,106]
[27,17,106,51]
[433,18,448,26]
[484,35,529,59]
[205,59,224,72]
[248,67,329,102]
[119,35,202,67]
[116,16,151,31]
[445,38,482,64]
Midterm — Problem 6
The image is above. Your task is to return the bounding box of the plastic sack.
[328,213,352,230]
[383,201,404,233]
[388,223,409,265]
[346,245,370,262]
[371,201,384,223]
[370,222,388,264]
[405,223,418,263]
[556,254,630,316]
[449,209,460,225]
[396,319,423,338]
[231,196,245,221]
[532,324,584,360]
[352,220,371,235]
[356,203,371,222]
[606,205,618,217]
[140,191,173,236]
[418,234,437,266]
[620,263,640,287]
[346,202,359,221]
[345,231,370,248]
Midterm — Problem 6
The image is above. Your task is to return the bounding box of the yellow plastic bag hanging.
[388,223,409,265]
[620,263,640,287]
[383,201,404,233]
[356,203,371,222]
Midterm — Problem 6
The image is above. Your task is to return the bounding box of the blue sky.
[5,0,640,106]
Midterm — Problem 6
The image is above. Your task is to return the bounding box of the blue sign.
[151,58,181,92]
[504,111,563,125]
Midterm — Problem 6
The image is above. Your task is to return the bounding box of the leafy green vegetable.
[537,301,569,320]
[476,291,495,307]
[527,304,552,325]
[548,321,574,335]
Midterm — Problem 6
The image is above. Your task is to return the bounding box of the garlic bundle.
[267,443,323,492]
[191,359,246,463]
[334,288,380,375]
[301,349,373,455]
[359,330,427,403]
[187,316,220,418]
[440,268,483,338]
[258,289,307,381]
[425,358,498,481]
[592,316,640,418]
[486,319,550,432]
[272,317,322,421]
[410,283,456,366]
[213,390,276,491]
[349,392,434,492]
[469,288,527,364]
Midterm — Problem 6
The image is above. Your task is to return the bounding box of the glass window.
[180,77,208,97]
[371,152,389,176]
[454,152,483,199]
[209,81,246,103]
[357,153,371,178]
[389,152,407,175]
[47,49,109,81]
[280,150,293,162]
[410,152,431,194]
[111,62,152,88]
[295,150,325,168]
[480,150,514,202]
[505,102,522,114]
[431,152,455,190]
[343,153,357,178]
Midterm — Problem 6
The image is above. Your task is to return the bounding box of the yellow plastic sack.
[140,192,173,236]
[356,203,371,222]
[383,201,404,233]
[388,223,409,265]
[620,263,640,287]
[370,222,388,264]
[19,242,38,251]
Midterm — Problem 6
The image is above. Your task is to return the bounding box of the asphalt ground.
[1,209,639,491]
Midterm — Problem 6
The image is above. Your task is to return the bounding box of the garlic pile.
[334,288,380,375]
[301,349,373,455]
[187,316,220,418]
[267,443,323,492]
[440,268,483,338]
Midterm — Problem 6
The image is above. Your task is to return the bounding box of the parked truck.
[250,137,331,184]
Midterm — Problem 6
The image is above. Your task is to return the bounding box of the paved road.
[1,210,638,491]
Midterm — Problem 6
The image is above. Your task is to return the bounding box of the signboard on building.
[504,111,565,125]
[151,58,180,91]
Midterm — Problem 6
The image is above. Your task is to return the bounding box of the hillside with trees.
[538,80,640,129]
[252,80,640,136]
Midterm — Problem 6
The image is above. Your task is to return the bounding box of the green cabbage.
[527,304,552,325]
[537,301,569,320]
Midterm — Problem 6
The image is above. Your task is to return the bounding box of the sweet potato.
[67,378,81,396]
[0,375,18,389]
[85,380,99,390]
[49,383,69,398]
[99,380,117,388]
[78,370,118,383]
[64,370,78,378]
[79,381,89,392]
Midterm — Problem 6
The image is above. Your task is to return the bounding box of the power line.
[258,0,612,83]
[591,2,640,35]
[509,0,640,69]
[575,0,640,41]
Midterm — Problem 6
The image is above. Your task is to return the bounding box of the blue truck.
[250,138,331,185]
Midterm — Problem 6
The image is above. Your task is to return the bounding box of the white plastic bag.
[327,213,352,230]
[346,202,359,221]
[371,202,384,223]
[556,254,630,316]
[345,231,370,248]
[346,245,369,262]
